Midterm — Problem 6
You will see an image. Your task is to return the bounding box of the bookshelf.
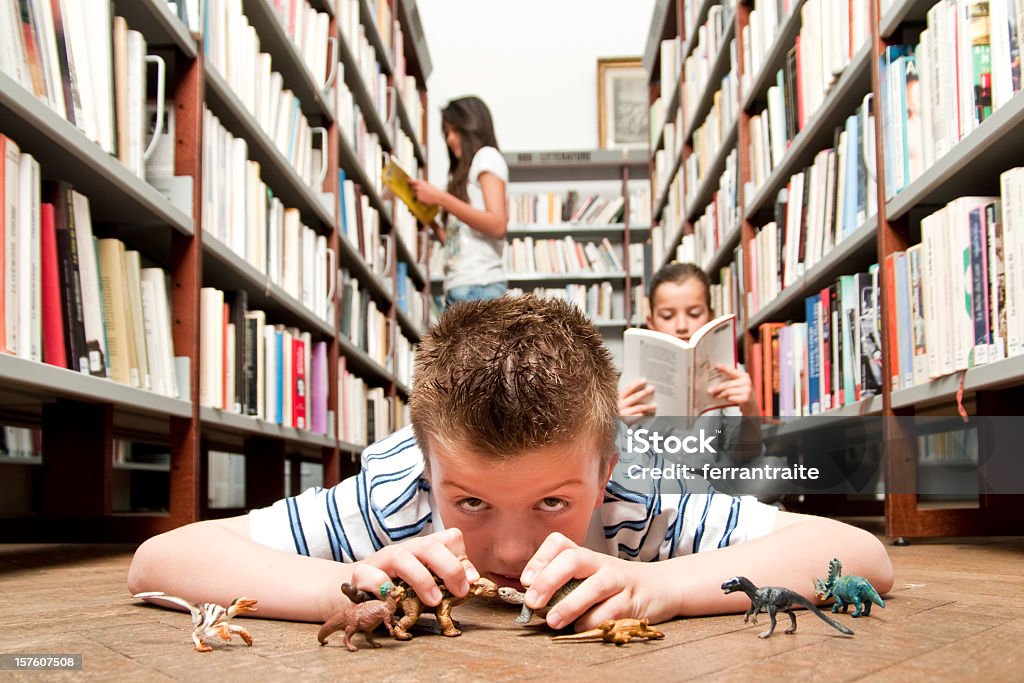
[644,0,1024,537]
[0,0,431,541]
[444,148,651,362]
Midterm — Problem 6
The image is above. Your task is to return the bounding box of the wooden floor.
[1,526,1022,681]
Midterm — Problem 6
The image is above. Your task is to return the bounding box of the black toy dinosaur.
[721,576,854,639]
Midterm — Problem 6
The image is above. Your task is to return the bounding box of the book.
[621,314,738,416]
[382,156,441,237]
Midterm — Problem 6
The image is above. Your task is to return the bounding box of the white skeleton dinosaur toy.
[134,591,258,652]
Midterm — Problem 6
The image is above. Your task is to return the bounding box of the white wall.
[418,0,656,185]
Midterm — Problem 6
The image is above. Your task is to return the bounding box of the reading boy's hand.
[618,378,656,417]
[407,178,444,206]
[518,533,669,631]
[350,528,479,606]
[709,364,758,416]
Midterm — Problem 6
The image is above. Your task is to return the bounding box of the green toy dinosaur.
[813,558,885,617]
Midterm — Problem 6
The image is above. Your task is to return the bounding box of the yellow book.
[382,156,444,241]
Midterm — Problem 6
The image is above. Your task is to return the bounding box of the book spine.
[805,295,820,414]
[40,203,66,368]
[969,207,991,366]
[292,335,306,430]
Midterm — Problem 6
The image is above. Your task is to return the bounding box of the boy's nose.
[487,520,540,572]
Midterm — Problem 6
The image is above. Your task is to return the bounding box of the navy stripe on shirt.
[287,496,310,556]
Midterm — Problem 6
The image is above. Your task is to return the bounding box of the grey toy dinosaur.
[813,558,885,617]
[498,579,583,624]
[721,576,854,639]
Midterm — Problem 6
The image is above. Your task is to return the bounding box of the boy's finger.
[519,532,577,587]
[350,564,393,597]
[570,592,635,631]
[435,528,478,580]
[522,547,598,615]
[416,542,472,597]
[529,556,613,629]
[390,550,443,606]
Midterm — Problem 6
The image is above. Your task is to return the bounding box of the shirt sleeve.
[469,146,508,184]
[659,489,778,558]
[247,426,434,561]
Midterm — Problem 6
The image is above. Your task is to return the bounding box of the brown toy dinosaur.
[551,618,665,645]
[318,582,406,651]
[393,577,499,639]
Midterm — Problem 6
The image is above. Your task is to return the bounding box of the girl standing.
[409,96,508,305]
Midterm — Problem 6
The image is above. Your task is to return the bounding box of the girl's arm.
[710,363,763,462]
[410,172,508,239]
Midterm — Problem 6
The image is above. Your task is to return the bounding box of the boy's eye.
[538,498,568,512]
[455,497,487,512]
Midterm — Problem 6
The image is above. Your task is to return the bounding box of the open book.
[382,156,444,241]
[621,314,738,416]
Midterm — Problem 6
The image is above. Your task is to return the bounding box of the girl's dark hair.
[441,96,499,219]
[648,262,713,313]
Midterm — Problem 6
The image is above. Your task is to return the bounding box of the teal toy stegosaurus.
[813,558,885,617]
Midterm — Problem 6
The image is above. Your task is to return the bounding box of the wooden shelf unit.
[0,0,432,541]
[644,0,1024,537]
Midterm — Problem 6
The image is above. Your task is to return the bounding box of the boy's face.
[426,437,613,591]
[647,278,711,342]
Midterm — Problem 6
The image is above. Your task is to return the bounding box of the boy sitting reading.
[128,295,893,630]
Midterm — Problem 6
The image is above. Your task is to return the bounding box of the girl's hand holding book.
[708,364,759,417]
[407,177,445,206]
[618,378,656,417]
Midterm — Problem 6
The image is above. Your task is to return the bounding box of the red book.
[292,337,306,430]
[223,302,229,410]
[750,341,763,417]
[819,286,832,410]
[884,254,901,392]
[40,203,67,368]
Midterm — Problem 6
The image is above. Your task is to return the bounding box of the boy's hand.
[350,528,478,607]
[709,364,759,416]
[519,533,671,631]
[618,378,656,417]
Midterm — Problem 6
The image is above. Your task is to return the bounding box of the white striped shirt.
[249,425,778,561]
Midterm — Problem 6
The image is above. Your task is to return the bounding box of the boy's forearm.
[127,520,352,622]
[648,514,894,618]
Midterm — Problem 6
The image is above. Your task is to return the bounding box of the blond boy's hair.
[410,295,619,461]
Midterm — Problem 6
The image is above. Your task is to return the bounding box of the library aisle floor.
[1,523,1021,681]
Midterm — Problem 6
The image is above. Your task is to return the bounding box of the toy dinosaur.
[392,576,500,639]
[551,618,665,645]
[720,576,854,639]
[133,591,258,652]
[813,558,885,617]
[498,578,584,624]
[318,582,406,651]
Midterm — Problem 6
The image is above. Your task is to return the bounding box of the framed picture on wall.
[597,57,649,150]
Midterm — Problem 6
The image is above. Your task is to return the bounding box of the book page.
[622,329,692,415]
[691,314,738,415]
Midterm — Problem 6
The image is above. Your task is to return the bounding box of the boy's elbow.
[127,535,159,595]
[831,518,895,594]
